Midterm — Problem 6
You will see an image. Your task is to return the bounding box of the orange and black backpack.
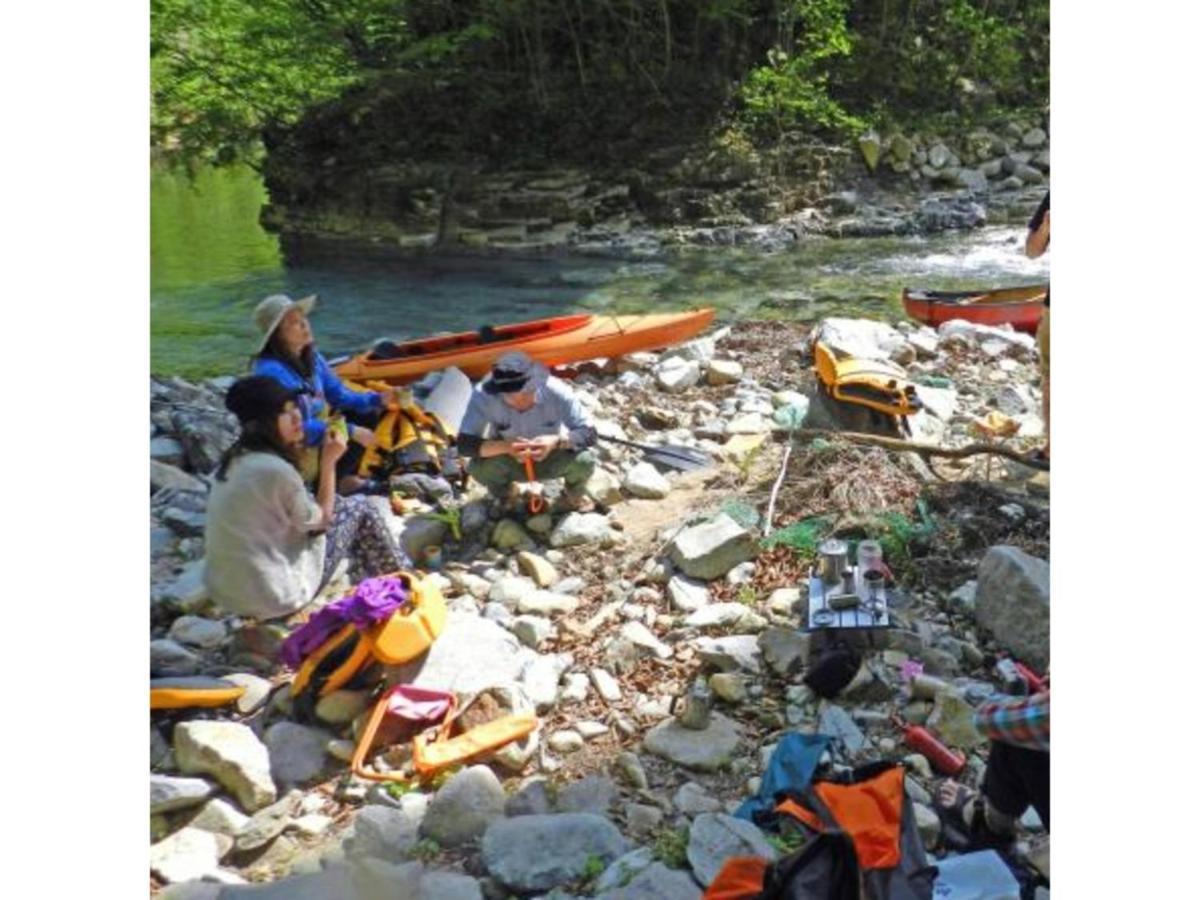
[289,571,447,723]
[706,762,937,900]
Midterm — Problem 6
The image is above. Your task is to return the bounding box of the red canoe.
[902,285,1047,334]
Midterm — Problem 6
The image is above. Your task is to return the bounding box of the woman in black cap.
[203,376,410,621]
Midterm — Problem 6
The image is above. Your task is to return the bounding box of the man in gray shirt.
[457,352,597,511]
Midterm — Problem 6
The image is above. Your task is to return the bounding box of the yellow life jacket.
[813,341,923,419]
[352,383,461,482]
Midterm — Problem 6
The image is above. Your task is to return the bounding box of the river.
[151,165,1049,379]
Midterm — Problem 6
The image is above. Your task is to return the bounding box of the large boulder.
[388,612,527,695]
[974,546,1050,669]
[174,720,276,812]
[812,318,909,363]
[482,813,629,893]
[667,514,757,580]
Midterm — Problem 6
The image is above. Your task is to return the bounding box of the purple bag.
[281,576,410,669]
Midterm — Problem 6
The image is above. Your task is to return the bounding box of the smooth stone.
[481,813,629,893]
[151,639,202,677]
[420,765,507,847]
[642,713,740,772]
[516,551,559,587]
[517,590,579,616]
[265,722,333,785]
[590,667,623,702]
[624,803,663,837]
[168,616,227,650]
[235,791,299,852]
[512,614,556,648]
[150,827,222,884]
[489,575,539,608]
[151,774,215,814]
[692,635,762,674]
[618,621,672,659]
[549,512,614,548]
[549,730,585,754]
[561,672,591,703]
[344,804,421,862]
[222,673,273,715]
[389,612,527,696]
[556,775,618,816]
[975,546,1050,669]
[576,720,609,740]
[667,575,711,612]
[667,514,756,580]
[673,781,723,815]
[622,461,672,499]
[186,797,250,837]
[491,518,533,551]
[708,673,748,704]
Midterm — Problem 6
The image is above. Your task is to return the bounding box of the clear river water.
[151,164,1049,379]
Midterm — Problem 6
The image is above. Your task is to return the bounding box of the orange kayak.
[902,285,1047,334]
[333,309,716,384]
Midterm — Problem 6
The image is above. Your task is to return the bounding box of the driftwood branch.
[786,429,1050,472]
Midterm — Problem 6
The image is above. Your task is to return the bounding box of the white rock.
[150,827,222,884]
[174,721,276,813]
[589,667,623,702]
[489,575,539,609]
[512,615,556,648]
[549,730,585,753]
[814,318,909,362]
[667,575,711,612]
[725,413,771,435]
[576,721,609,740]
[561,673,590,703]
[619,621,672,659]
[517,590,579,617]
[655,358,703,393]
[706,359,744,385]
[915,385,958,421]
[622,462,671,499]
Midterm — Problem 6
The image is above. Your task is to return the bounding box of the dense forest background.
[151,0,1049,168]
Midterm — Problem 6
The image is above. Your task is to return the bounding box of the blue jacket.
[253,351,382,447]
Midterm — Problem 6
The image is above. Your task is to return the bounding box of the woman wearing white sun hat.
[250,293,402,493]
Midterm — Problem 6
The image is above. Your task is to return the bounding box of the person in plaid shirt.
[935,687,1050,856]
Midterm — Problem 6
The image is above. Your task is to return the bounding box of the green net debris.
[721,499,761,530]
[761,516,831,555]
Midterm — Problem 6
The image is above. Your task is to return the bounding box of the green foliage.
[421,506,462,541]
[383,780,419,799]
[737,1,865,139]
[762,516,832,558]
[652,825,691,869]
[577,853,607,890]
[871,498,936,578]
[151,1,1049,167]
[408,837,441,863]
[735,584,758,606]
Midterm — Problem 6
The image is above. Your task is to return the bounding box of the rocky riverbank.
[149,316,1050,897]
[261,113,1049,261]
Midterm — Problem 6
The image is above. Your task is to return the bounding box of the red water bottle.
[892,716,966,776]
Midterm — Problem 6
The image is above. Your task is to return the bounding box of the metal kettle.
[670,678,714,730]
